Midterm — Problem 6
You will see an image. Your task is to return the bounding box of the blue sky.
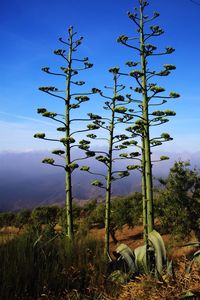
[0,0,200,153]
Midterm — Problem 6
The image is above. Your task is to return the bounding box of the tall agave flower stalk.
[117,0,180,241]
[34,26,99,240]
[81,68,141,256]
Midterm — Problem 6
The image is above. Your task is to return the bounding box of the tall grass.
[0,227,107,300]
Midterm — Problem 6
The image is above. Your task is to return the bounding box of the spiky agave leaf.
[148,230,167,275]
[134,245,149,274]
[115,244,137,275]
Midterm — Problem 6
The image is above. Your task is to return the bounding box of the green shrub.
[155,161,200,238]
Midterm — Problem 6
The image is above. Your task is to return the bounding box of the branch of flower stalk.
[42,91,66,101]
[113,157,142,162]
[41,67,67,77]
[58,36,70,45]
[149,100,167,106]
[71,156,91,163]
[83,170,107,178]
[70,128,94,136]
[70,118,91,123]
[143,12,160,24]
[50,116,67,126]
[118,38,141,52]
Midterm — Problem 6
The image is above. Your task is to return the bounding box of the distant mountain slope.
[0,151,199,211]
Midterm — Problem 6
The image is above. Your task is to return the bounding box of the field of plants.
[0,0,200,299]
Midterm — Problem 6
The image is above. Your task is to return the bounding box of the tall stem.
[140,0,154,234]
[65,27,73,240]
[142,136,148,244]
[104,75,117,256]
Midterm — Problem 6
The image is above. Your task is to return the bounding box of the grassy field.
[0,225,199,299]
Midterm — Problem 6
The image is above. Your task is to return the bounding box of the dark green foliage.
[0,212,16,227]
[15,210,31,228]
[82,199,98,214]
[156,161,200,239]
[111,193,142,231]
[31,206,60,229]
[88,193,142,232]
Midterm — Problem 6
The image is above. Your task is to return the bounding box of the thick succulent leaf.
[148,230,166,274]
[183,242,200,248]
[180,291,196,299]
[166,259,175,277]
[134,245,148,274]
[193,249,200,264]
[108,270,129,285]
[115,244,136,275]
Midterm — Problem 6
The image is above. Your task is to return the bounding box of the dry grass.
[105,258,200,300]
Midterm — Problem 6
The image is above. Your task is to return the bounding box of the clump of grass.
[0,226,107,300]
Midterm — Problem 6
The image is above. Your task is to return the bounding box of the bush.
[155,161,200,238]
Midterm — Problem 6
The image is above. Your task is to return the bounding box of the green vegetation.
[2,0,200,298]
[0,228,106,300]
[34,26,98,240]
[81,69,141,256]
[88,193,142,243]
[117,0,179,244]
[0,174,200,298]
[156,161,200,239]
